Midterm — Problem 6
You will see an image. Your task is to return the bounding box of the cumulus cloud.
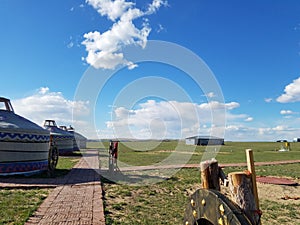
[87,0,134,21]
[277,77,300,103]
[105,100,240,139]
[12,87,89,128]
[82,0,167,69]
[99,99,300,141]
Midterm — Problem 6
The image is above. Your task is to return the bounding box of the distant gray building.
[186,136,224,146]
[293,138,300,142]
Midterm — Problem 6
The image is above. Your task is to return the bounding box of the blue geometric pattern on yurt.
[52,135,73,140]
[0,160,48,173]
[0,132,50,142]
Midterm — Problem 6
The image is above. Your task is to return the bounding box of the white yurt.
[44,120,74,155]
[0,97,50,175]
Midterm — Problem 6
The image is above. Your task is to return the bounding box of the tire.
[48,144,59,175]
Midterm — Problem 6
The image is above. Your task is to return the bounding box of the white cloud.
[198,101,239,110]
[280,110,295,115]
[82,0,167,69]
[258,125,296,135]
[79,96,300,141]
[147,0,168,14]
[39,87,49,94]
[245,117,253,122]
[277,77,300,103]
[12,87,89,128]
[87,0,134,21]
[206,92,216,98]
[264,98,272,103]
[104,100,243,139]
[67,41,74,49]
[222,123,300,142]
[157,24,164,33]
[224,125,258,140]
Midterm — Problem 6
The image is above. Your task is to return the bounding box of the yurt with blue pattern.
[0,97,50,175]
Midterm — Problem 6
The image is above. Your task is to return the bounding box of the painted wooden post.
[200,158,220,190]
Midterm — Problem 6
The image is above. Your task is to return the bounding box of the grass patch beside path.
[27,155,81,178]
[0,155,81,224]
[103,168,200,225]
[53,155,81,177]
[0,188,50,225]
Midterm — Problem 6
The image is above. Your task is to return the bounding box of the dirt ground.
[103,167,300,225]
[221,179,300,204]
[220,178,300,225]
[257,181,300,203]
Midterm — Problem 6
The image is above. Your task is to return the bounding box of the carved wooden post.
[228,171,256,224]
[228,149,261,225]
[200,158,220,190]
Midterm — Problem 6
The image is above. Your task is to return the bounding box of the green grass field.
[0,188,50,225]
[1,141,299,224]
[0,156,80,225]
[98,140,300,225]
[94,140,300,166]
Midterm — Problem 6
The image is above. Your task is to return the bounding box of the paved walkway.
[14,150,106,225]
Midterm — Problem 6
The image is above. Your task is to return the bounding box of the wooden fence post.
[246,149,261,225]
[246,149,260,211]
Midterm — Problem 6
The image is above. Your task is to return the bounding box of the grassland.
[1,141,298,224]
[0,188,50,225]
[99,140,300,225]
[0,155,80,225]
[95,140,300,166]
[103,165,300,225]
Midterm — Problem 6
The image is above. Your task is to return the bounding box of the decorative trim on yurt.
[67,126,87,150]
[0,97,50,175]
[44,120,74,155]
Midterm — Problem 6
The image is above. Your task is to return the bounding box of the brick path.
[22,150,105,225]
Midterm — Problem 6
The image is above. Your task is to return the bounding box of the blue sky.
[1,0,300,141]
